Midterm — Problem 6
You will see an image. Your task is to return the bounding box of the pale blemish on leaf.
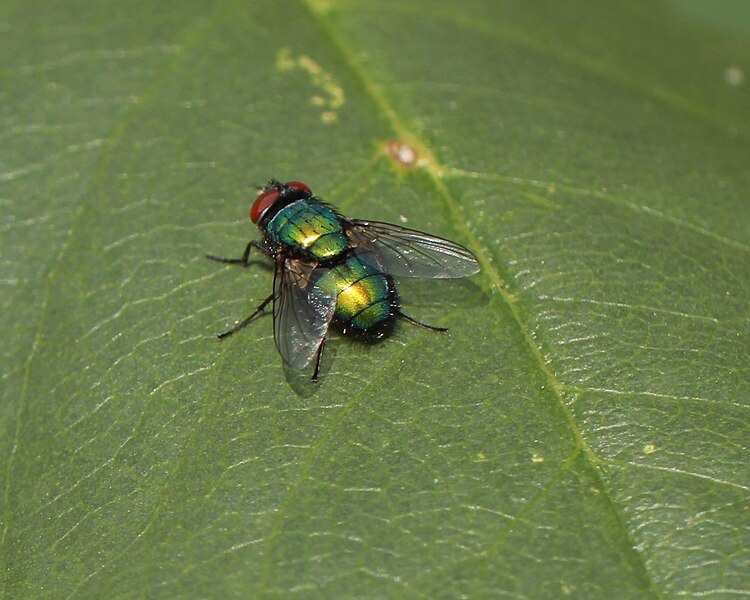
[276,47,344,124]
[385,139,419,168]
[531,453,544,463]
[724,66,745,87]
[643,443,658,454]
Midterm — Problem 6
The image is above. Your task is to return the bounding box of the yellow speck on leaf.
[276,48,345,124]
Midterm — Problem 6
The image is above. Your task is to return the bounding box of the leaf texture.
[1,1,748,598]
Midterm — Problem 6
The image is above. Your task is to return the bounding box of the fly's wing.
[345,220,480,279]
[273,258,336,370]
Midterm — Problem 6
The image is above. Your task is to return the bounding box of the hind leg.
[311,336,327,382]
[395,310,448,332]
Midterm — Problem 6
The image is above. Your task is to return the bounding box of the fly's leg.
[311,336,327,382]
[206,240,269,266]
[209,241,275,338]
[396,311,448,333]
[217,293,274,339]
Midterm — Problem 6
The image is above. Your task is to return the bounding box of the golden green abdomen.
[313,252,393,331]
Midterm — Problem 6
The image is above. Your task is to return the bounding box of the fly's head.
[250,180,313,229]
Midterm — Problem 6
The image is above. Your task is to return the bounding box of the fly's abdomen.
[268,200,347,261]
[313,253,393,331]
[337,274,391,330]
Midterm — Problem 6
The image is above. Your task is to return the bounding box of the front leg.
[206,240,270,266]
[217,293,275,339]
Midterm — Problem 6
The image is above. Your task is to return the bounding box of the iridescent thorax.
[265,199,348,261]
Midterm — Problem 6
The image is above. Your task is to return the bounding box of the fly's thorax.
[264,199,348,261]
[312,252,395,332]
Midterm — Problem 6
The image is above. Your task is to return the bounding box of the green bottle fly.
[208,180,480,380]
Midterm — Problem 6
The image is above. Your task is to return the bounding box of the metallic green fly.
[208,180,480,380]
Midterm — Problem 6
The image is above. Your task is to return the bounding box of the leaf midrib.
[303,0,665,596]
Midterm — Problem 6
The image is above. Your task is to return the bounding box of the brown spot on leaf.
[385,140,418,168]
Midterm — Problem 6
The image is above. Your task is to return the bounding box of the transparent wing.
[273,259,336,370]
[345,220,480,279]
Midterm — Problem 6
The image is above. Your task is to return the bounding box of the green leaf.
[2,1,748,598]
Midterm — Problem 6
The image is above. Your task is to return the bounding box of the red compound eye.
[285,181,311,194]
[250,188,280,224]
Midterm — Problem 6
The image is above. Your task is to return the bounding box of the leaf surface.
[1,1,748,598]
